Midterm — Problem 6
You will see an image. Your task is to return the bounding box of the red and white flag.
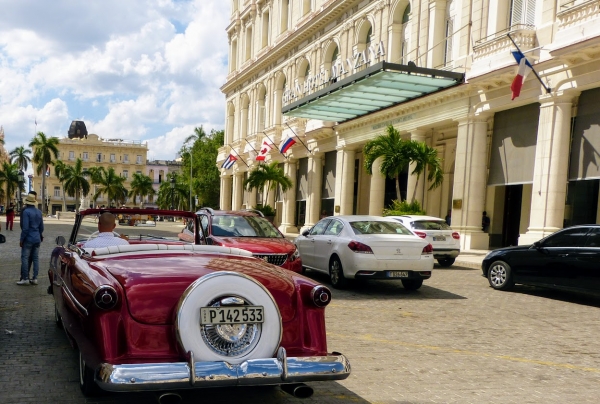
[256,138,273,161]
[510,50,532,100]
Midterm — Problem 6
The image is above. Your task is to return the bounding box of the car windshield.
[76,212,195,244]
[211,215,283,238]
[350,220,413,235]
[410,220,451,230]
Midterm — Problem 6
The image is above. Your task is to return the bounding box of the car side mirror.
[0,233,5,244]
[56,236,66,246]
[302,230,310,237]
[533,241,541,249]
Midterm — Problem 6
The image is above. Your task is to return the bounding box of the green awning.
[282,62,464,122]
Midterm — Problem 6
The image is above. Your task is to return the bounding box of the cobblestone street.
[1,218,599,403]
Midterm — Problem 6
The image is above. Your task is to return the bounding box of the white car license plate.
[433,235,446,241]
[388,271,409,278]
[200,306,264,325]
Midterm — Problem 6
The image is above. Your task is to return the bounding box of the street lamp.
[188,151,193,212]
[17,170,24,212]
[170,176,176,210]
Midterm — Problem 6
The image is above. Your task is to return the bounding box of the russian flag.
[221,154,237,169]
[510,50,533,100]
[279,136,296,153]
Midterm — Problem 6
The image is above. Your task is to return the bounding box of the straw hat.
[24,194,37,206]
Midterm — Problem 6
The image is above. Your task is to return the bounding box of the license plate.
[200,306,264,325]
[433,235,446,241]
[388,271,409,278]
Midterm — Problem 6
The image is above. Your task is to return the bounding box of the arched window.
[256,84,267,132]
[331,46,339,63]
[366,26,372,49]
[304,63,311,78]
[390,2,411,64]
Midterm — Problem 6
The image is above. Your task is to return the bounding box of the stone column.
[453,116,489,250]
[427,0,448,68]
[334,147,356,215]
[406,129,427,206]
[302,153,323,232]
[279,159,298,234]
[220,174,233,210]
[232,172,244,210]
[520,93,576,245]
[369,156,386,215]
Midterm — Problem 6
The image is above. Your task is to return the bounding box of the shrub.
[254,204,276,217]
[382,200,426,216]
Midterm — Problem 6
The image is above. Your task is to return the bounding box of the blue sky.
[0,0,229,162]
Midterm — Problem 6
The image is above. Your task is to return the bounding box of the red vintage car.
[191,208,303,273]
[48,208,350,400]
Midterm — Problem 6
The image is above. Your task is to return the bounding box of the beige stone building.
[220,0,600,249]
[32,124,148,213]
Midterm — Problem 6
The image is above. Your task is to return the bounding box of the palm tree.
[244,162,293,205]
[60,158,91,212]
[363,125,412,201]
[90,167,127,207]
[156,172,188,210]
[30,132,59,214]
[183,126,206,146]
[9,146,32,172]
[128,172,155,207]
[53,160,69,212]
[407,140,444,202]
[0,162,20,208]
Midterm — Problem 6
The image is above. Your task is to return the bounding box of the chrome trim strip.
[60,282,88,316]
[95,353,351,392]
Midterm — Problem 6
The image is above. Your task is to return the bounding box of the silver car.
[387,215,460,267]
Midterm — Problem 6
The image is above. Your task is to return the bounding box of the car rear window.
[350,221,413,235]
[411,220,451,230]
[211,215,283,238]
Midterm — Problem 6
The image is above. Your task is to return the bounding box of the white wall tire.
[175,272,282,365]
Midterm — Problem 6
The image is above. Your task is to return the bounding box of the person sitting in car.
[83,212,129,249]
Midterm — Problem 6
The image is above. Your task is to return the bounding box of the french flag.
[221,154,237,169]
[279,136,296,153]
[510,50,533,100]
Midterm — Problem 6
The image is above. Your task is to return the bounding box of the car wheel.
[487,260,515,290]
[329,256,347,289]
[54,303,62,328]
[401,279,423,290]
[79,351,101,396]
[176,272,282,365]
[437,258,455,267]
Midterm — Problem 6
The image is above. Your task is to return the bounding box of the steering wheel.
[87,230,123,242]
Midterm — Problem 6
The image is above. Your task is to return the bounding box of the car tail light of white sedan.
[347,240,374,254]
[422,244,433,254]
[452,232,460,240]
[414,231,427,239]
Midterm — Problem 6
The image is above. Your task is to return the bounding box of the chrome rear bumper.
[96,348,350,392]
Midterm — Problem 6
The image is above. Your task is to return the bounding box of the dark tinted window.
[543,228,589,247]
[211,215,282,238]
[411,220,451,230]
[584,228,600,247]
[310,219,331,235]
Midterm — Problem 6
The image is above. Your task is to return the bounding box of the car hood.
[213,237,294,254]
[97,253,297,325]
[485,244,533,258]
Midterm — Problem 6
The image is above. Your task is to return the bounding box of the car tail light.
[452,232,460,240]
[311,285,332,308]
[94,285,119,310]
[347,241,374,254]
[414,231,427,239]
[422,244,433,254]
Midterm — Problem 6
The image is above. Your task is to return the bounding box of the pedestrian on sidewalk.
[6,203,15,230]
[18,194,44,285]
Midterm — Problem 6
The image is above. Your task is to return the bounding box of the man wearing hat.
[18,193,44,285]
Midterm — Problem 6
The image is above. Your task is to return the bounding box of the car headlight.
[289,246,300,262]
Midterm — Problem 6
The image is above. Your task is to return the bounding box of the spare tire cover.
[176,271,282,364]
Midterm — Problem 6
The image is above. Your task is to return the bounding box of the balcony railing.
[558,0,600,30]
[473,24,537,61]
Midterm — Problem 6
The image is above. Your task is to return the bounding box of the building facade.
[144,160,182,208]
[32,132,148,213]
[220,0,600,249]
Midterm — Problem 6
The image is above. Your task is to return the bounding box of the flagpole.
[285,123,311,154]
[507,33,551,94]
[229,146,249,167]
[243,138,258,154]
[263,132,288,160]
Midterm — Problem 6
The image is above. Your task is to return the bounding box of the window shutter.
[525,0,536,25]
[510,0,523,26]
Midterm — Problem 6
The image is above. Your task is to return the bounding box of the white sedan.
[295,215,434,290]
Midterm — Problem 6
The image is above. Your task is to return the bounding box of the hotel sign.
[283,41,386,105]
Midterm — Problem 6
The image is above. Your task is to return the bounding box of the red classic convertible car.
[48,208,350,400]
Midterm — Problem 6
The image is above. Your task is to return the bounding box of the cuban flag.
[256,138,273,161]
[279,135,296,154]
[510,50,533,100]
[221,154,237,169]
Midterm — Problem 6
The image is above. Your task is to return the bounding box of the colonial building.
[31,121,149,213]
[220,0,600,249]
[144,159,182,208]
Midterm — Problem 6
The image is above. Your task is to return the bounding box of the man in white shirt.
[83,212,129,249]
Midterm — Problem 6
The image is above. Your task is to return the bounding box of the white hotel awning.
[282,62,464,123]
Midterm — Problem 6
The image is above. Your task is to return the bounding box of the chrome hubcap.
[489,265,507,287]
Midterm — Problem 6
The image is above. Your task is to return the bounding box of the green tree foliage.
[59,158,91,212]
[382,200,426,216]
[89,167,127,207]
[0,161,20,207]
[9,145,32,171]
[129,172,156,207]
[156,172,187,210]
[179,126,224,209]
[244,161,292,205]
[363,125,444,202]
[29,132,59,214]
[53,160,69,211]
